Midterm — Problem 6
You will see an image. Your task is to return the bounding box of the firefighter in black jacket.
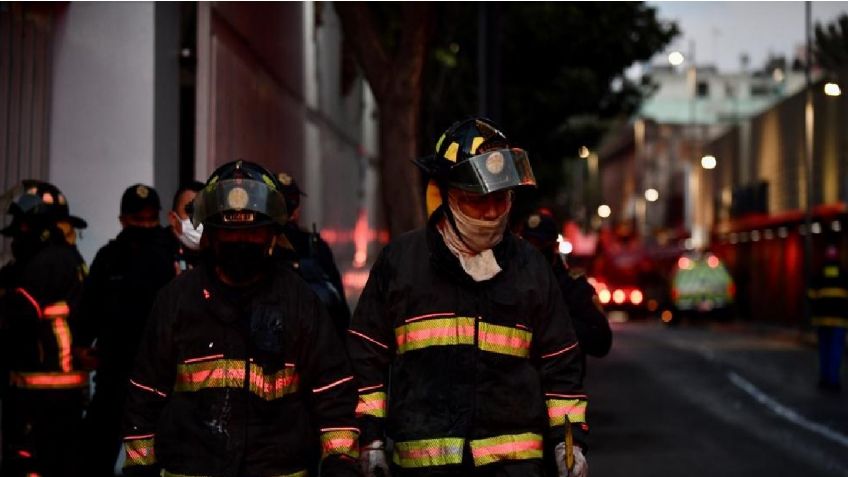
[75,184,178,476]
[274,172,351,336]
[808,244,848,392]
[519,209,612,376]
[122,160,360,477]
[0,180,89,477]
[349,118,588,477]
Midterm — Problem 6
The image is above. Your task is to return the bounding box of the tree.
[815,14,848,76]
[334,3,434,236]
[421,3,677,219]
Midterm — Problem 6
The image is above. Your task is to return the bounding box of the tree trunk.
[334,2,432,236]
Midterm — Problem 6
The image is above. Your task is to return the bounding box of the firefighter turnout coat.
[122,262,360,477]
[348,213,588,472]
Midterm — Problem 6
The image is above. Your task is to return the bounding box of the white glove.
[555,442,587,477]
[360,440,391,477]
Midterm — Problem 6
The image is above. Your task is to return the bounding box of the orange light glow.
[612,289,626,304]
[678,257,692,269]
[707,256,720,268]
[647,299,658,311]
[598,289,611,304]
[630,290,643,305]
[352,209,369,268]
[661,310,673,323]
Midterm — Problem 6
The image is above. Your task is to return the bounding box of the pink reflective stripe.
[349,329,390,350]
[396,324,475,346]
[43,302,69,317]
[515,323,530,330]
[183,354,225,364]
[313,375,354,394]
[541,342,578,359]
[405,312,455,323]
[15,288,42,318]
[359,383,383,392]
[548,404,584,418]
[182,366,244,384]
[479,329,531,349]
[130,379,168,398]
[125,434,155,441]
[472,439,542,458]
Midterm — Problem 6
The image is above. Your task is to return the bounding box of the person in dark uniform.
[74,184,177,477]
[275,172,351,335]
[0,180,89,477]
[519,209,612,378]
[122,160,360,477]
[350,118,588,477]
[808,243,848,392]
[166,181,205,273]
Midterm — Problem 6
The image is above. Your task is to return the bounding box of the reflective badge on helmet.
[527,214,541,229]
[136,185,149,198]
[485,151,505,174]
[227,187,250,209]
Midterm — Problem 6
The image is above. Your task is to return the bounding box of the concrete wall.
[49,2,156,263]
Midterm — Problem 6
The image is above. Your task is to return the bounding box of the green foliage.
[420,2,678,215]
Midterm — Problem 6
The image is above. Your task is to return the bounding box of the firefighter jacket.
[808,260,848,328]
[75,225,177,385]
[122,262,360,477]
[551,260,612,359]
[348,212,588,471]
[0,238,89,395]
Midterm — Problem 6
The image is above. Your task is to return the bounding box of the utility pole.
[803,0,814,328]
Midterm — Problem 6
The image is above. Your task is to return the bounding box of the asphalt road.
[585,320,848,477]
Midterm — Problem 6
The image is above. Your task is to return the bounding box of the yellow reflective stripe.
[124,437,155,467]
[320,429,360,459]
[469,432,543,467]
[477,322,532,358]
[395,317,475,354]
[51,317,73,372]
[175,360,299,400]
[393,437,465,468]
[814,287,848,299]
[812,316,848,328]
[824,266,840,278]
[356,391,387,418]
[546,398,587,426]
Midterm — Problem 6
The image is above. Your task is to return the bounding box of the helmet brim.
[447,148,537,194]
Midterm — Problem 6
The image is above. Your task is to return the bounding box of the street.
[587,321,848,477]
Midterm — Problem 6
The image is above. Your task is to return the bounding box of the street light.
[645,188,659,202]
[578,146,590,159]
[824,82,842,97]
[668,51,684,66]
[701,154,716,170]
[598,204,611,218]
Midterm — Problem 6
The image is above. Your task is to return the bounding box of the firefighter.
[349,118,588,477]
[808,243,848,392]
[519,208,613,372]
[0,180,89,477]
[122,160,360,477]
[74,184,178,476]
[275,172,351,335]
[167,181,205,273]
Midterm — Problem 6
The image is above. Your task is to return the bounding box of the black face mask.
[214,241,271,285]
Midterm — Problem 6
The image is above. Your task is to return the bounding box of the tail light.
[678,256,692,269]
[598,289,611,304]
[613,289,626,304]
[630,289,643,305]
[707,255,720,268]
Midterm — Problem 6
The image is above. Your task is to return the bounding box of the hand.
[555,442,587,477]
[360,440,391,477]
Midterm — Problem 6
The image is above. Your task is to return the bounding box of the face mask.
[214,241,271,285]
[447,193,511,253]
[178,217,204,250]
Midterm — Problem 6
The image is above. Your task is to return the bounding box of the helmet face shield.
[447,148,537,194]
[192,178,287,228]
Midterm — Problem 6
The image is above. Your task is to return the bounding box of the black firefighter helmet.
[414,117,536,216]
[191,160,288,229]
[1,179,87,237]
